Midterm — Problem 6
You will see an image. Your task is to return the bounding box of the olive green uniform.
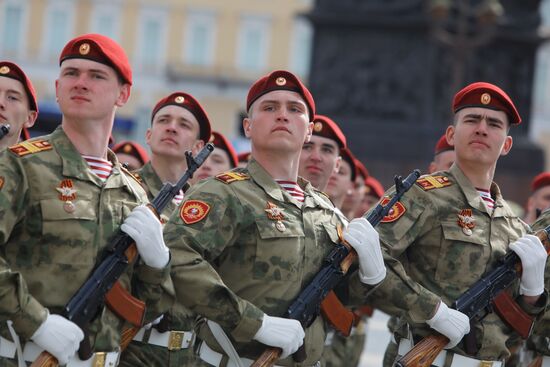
[119,161,207,366]
[0,127,173,366]
[163,159,369,366]
[366,164,547,363]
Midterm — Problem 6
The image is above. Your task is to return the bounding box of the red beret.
[364,176,385,199]
[354,158,369,180]
[340,148,357,182]
[238,151,251,164]
[531,172,550,192]
[246,70,315,120]
[452,82,521,125]
[112,140,149,166]
[0,61,38,112]
[434,134,453,155]
[312,115,346,148]
[60,34,132,85]
[151,92,211,143]
[210,131,238,168]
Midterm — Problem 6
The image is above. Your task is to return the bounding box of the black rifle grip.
[77,331,93,360]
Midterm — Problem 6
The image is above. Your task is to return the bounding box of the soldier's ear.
[305,122,313,143]
[243,118,252,138]
[145,128,152,146]
[445,125,455,146]
[500,136,513,156]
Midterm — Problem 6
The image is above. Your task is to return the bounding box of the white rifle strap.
[206,320,245,367]
[7,320,25,367]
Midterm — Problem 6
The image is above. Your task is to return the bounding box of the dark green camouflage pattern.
[0,127,173,359]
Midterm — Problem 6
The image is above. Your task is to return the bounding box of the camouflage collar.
[247,159,286,203]
[135,162,163,198]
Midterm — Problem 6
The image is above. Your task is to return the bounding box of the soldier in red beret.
[0,61,38,149]
[341,158,369,219]
[355,176,385,218]
[112,140,149,171]
[428,133,455,174]
[326,147,358,209]
[191,131,238,184]
[298,114,346,192]
[523,172,550,224]
[353,81,547,366]
[162,70,385,367]
[0,34,174,366]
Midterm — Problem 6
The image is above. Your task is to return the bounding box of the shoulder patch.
[416,175,452,191]
[380,196,407,223]
[180,200,211,224]
[215,171,250,184]
[9,139,52,157]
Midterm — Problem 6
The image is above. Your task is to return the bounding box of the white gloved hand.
[426,301,470,349]
[31,314,84,365]
[343,217,386,285]
[253,314,305,359]
[509,234,547,296]
[121,205,169,269]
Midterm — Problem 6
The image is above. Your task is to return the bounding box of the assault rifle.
[31,143,214,367]
[251,169,421,367]
[396,226,550,367]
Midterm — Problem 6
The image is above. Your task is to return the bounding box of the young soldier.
[348,82,548,366]
[326,147,357,209]
[162,70,386,366]
[342,158,369,219]
[0,34,172,366]
[524,172,550,224]
[428,133,455,174]
[192,131,239,184]
[112,140,149,171]
[119,91,211,367]
[298,114,346,191]
[0,61,38,150]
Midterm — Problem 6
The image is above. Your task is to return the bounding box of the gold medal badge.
[265,201,286,232]
[457,209,475,236]
[56,179,77,213]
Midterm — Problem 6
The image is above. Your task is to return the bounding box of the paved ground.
[358,310,392,367]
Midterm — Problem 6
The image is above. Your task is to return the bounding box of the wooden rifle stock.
[528,356,543,367]
[251,348,283,367]
[396,225,550,367]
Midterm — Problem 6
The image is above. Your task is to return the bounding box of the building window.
[91,4,120,40]
[236,15,271,71]
[136,9,167,70]
[43,0,75,59]
[184,11,216,67]
[0,1,27,56]
[289,17,312,77]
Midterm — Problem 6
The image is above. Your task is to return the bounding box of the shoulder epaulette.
[215,171,250,184]
[416,175,452,191]
[9,139,52,157]
[121,166,144,185]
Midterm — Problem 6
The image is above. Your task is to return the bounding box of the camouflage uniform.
[322,322,365,367]
[365,164,547,363]
[119,161,207,367]
[0,127,173,366]
[163,159,369,366]
[526,210,550,361]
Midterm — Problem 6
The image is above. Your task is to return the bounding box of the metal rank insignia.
[56,179,77,213]
[265,201,286,232]
[457,209,475,236]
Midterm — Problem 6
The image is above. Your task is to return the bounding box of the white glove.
[121,205,169,269]
[509,234,547,296]
[31,314,84,365]
[426,301,470,349]
[253,314,305,359]
[343,218,386,285]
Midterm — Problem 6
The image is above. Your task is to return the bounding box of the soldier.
[298,114,346,192]
[342,159,369,219]
[0,61,38,150]
[119,91,211,367]
[348,82,548,366]
[355,176,385,218]
[428,133,455,174]
[112,140,149,171]
[326,147,357,209]
[192,131,239,184]
[0,34,173,366]
[162,70,386,366]
[524,172,550,225]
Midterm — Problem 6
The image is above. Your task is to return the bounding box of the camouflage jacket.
[0,127,173,352]
[366,163,547,361]
[163,159,368,366]
[134,161,196,332]
[528,210,550,356]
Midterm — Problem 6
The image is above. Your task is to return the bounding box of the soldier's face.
[326,159,353,204]
[447,107,512,168]
[342,174,366,216]
[191,147,232,183]
[147,105,204,160]
[298,135,341,191]
[0,77,37,147]
[56,59,130,123]
[356,194,380,217]
[244,90,312,154]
